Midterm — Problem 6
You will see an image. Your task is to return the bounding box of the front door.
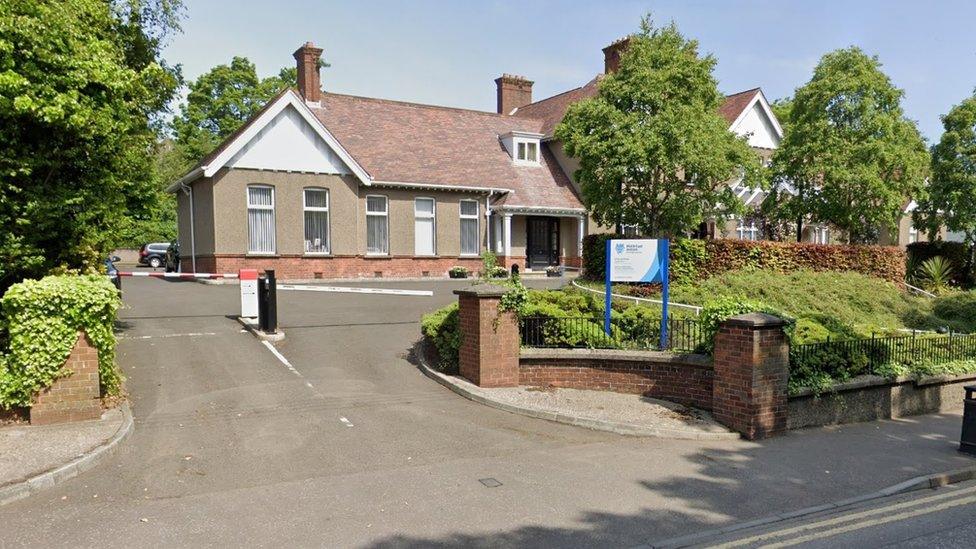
[526,217,560,269]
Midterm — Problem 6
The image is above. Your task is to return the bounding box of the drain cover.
[478,478,502,488]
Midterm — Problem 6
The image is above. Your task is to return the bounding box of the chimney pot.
[602,36,631,74]
[494,74,533,115]
[293,42,325,104]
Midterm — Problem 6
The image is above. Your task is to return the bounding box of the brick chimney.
[293,42,324,104]
[494,74,533,115]
[602,36,631,74]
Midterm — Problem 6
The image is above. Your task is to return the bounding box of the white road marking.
[259,341,357,426]
[261,341,302,377]
[277,284,433,297]
[119,332,217,340]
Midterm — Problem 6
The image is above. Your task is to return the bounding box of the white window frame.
[459,199,480,256]
[303,187,330,255]
[414,197,436,256]
[815,227,830,245]
[908,225,919,244]
[246,184,276,254]
[514,138,540,165]
[736,219,759,241]
[365,194,389,256]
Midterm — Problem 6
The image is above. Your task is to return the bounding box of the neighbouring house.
[168,39,845,279]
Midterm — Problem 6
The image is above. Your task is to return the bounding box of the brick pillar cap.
[723,312,788,328]
[453,283,510,297]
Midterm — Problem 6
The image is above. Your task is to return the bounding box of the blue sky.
[163,0,976,142]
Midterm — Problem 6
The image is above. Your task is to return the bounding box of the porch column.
[503,214,512,257]
[577,215,585,264]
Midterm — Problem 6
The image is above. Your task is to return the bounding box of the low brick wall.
[519,348,714,410]
[182,254,582,279]
[788,373,976,430]
[30,333,102,425]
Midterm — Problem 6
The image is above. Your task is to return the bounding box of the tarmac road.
[0,277,972,548]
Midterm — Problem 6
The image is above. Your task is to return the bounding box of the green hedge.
[907,241,973,288]
[420,302,460,372]
[0,275,121,409]
[582,235,906,283]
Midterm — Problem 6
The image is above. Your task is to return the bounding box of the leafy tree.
[0,0,182,291]
[554,16,761,237]
[769,97,793,134]
[772,47,929,244]
[173,60,315,161]
[917,92,976,268]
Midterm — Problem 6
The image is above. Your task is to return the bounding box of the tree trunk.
[795,217,803,243]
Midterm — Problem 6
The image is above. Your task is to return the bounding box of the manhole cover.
[478,478,502,488]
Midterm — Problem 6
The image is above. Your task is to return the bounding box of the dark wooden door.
[527,217,560,269]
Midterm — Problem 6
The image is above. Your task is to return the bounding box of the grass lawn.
[578,269,976,341]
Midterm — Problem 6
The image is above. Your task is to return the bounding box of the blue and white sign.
[608,239,669,283]
[604,238,671,349]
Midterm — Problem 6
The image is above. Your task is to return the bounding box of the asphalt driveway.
[0,277,971,548]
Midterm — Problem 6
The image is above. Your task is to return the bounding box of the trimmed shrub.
[583,236,906,284]
[0,275,121,409]
[420,302,460,372]
[701,240,905,283]
[697,296,791,354]
[907,241,973,288]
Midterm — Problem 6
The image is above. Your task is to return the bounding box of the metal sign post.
[604,239,670,350]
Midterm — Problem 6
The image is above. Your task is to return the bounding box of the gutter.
[166,166,204,193]
[370,180,511,194]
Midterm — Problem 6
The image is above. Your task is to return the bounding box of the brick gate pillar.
[712,313,790,440]
[453,284,519,388]
[30,332,102,425]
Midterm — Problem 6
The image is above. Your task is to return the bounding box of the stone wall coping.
[519,347,711,367]
[789,371,976,399]
[723,312,788,329]
[453,283,510,297]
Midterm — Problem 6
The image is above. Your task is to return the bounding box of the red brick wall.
[181,254,582,279]
[182,255,484,279]
[519,356,714,410]
[30,333,102,425]
[712,315,789,440]
[456,288,519,388]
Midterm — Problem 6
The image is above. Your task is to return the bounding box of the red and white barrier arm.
[110,272,240,279]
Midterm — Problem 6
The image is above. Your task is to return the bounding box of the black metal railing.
[790,331,976,376]
[520,316,705,353]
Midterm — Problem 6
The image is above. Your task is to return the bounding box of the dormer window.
[517,141,538,162]
[500,130,544,166]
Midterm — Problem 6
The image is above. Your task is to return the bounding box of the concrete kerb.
[236,316,285,342]
[0,403,134,507]
[648,464,976,548]
[416,348,739,441]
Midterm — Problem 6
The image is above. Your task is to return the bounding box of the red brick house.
[169,39,780,279]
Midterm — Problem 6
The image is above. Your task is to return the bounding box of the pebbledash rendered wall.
[177,168,583,279]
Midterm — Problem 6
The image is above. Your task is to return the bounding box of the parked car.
[138,242,170,268]
[164,242,180,272]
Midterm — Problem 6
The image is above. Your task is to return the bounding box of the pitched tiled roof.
[310,93,583,210]
[514,77,762,137]
[718,88,760,125]
[512,76,601,137]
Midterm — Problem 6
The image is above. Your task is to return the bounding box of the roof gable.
[169,89,371,191]
[227,103,351,174]
[726,89,783,149]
